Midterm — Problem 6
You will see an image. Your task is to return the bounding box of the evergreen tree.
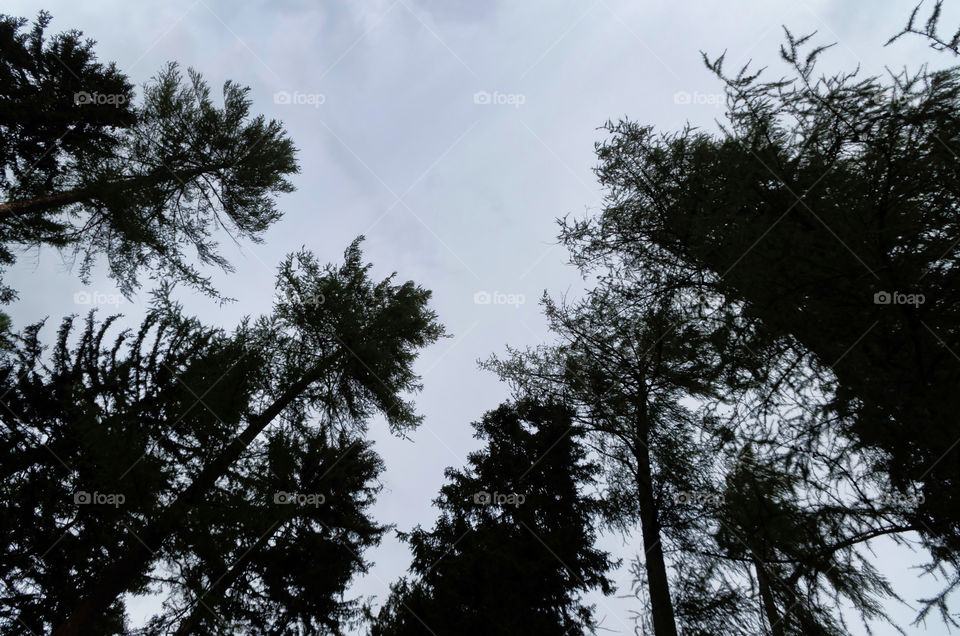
[889,0,960,56]
[1,309,233,635]
[484,281,727,636]
[707,448,904,635]
[561,29,960,606]
[371,400,615,636]
[485,261,911,632]
[0,11,135,207]
[664,334,913,635]
[150,429,386,635]
[0,239,445,635]
[0,11,299,299]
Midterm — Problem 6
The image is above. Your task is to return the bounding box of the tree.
[371,400,615,636]
[0,11,135,206]
[1,309,231,635]
[655,322,916,635]
[150,429,387,635]
[563,29,960,594]
[706,447,906,635]
[0,239,445,634]
[0,11,299,299]
[484,255,916,632]
[484,279,730,636]
[888,0,960,56]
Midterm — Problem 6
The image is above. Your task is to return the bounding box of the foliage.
[372,400,615,636]
[0,11,299,300]
[0,240,444,634]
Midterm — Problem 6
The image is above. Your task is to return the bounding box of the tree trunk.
[0,166,223,220]
[0,189,93,219]
[634,429,678,636]
[755,558,786,636]
[51,355,334,636]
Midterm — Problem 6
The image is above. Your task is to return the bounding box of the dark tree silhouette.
[0,239,445,635]
[705,447,907,635]
[0,12,135,206]
[1,309,231,635]
[888,0,960,55]
[7,5,958,635]
[484,279,732,636]
[561,30,960,612]
[151,430,387,635]
[371,400,615,636]
[0,11,299,299]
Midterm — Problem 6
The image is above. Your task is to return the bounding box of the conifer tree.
[0,239,445,635]
[562,29,960,603]
[0,11,299,299]
[484,280,728,636]
[372,400,615,636]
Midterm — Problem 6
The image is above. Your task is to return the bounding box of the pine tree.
[150,429,386,635]
[0,11,299,299]
[371,400,615,636]
[483,280,728,636]
[0,239,445,635]
[708,448,904,635]
[561,28,960,611]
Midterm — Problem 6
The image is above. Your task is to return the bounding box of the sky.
[5,0,960,633]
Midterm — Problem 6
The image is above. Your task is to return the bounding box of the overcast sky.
[6,0,959,633]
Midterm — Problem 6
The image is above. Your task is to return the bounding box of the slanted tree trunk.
[755,558,786,636]
[0,165,225,220]
[52,356,333,636]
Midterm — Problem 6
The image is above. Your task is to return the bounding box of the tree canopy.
[5,5,960,636]
[561,25,960,595]
[371,400,615,636]
[1,240,445,635]
[0,11,299,300]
